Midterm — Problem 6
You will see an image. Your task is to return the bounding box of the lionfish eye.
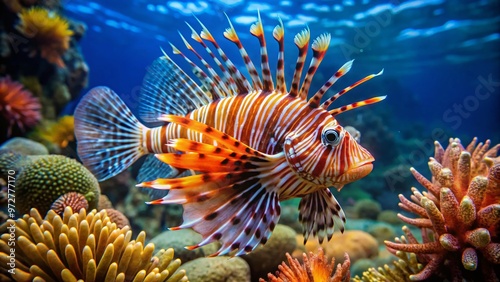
[322,128,343,146]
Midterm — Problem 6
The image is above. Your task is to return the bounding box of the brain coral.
[0,207,188,281]
[16,7,73,67]
[10,154,100,215]
[385,137,500,281]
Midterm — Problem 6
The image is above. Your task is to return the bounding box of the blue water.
[64,0,499,208]
[65,0,499,142]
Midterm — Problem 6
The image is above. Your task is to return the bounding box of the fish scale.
[74,13,386,256]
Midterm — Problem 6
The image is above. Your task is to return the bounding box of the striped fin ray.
[298,33,331,100]
[321,69,384,110]
[196,17,252,94]
[169,42,224,100]
[329,95,387,116]
[75,87,147,181]
[224,14,263,90]
[250,12,274,91]
[186,22,238,96]
[289,27,310,98]
[177,31,231,98]
[139,54,209,123]
[308,60,353,108]
[272,18,286,93]
[139,120,283,256]
[158,115,269,157]
[299,188,346,244]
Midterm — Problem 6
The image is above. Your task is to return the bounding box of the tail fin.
[74,87,147,181]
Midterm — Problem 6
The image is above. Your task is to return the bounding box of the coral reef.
[353,198,382,219]
[150,229,221,265]
[1,0,89,139]
[0,207,188,281]
[31,115,75,152]
[353,243,423,282]
[16,7,73,67]
[180,256,250,282]
[103,208,130,229]
[0,137,48,155]
[242,224,298,281]
[384,137,500,281]
[50,191,88,215]
[297,230,379,265]
[262,248,350,282]
[0,76,41,138]
[0,152,100,215]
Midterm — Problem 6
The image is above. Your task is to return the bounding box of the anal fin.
[299,188,346,244]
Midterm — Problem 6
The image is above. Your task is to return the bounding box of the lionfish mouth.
[335,160,373,191]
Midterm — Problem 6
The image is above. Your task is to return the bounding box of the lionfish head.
[284,118,373,190]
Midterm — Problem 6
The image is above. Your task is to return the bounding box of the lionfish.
[74,13,385,256]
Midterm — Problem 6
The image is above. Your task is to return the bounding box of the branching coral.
[384,137,500,281]
[353,234,423,282]
[0,207,188,281]
[261,248,351,282]
[16,7,73,67]
[0,76,41,137]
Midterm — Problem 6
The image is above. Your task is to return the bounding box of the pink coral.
[0,76,41,137]
[385,137,500,281]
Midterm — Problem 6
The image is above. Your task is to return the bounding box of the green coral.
[353,198,382,219]
[1,152,100,215]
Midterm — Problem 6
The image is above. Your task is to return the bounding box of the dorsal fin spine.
[321,69,384,110]
[250,11,274,91]
[178,31,230,97]
[299,33,330,100]
[329,95,386,116]
[308,60,353,108]
[273,18,286,93]
[186,22,236,95]
[223,13,263,90]
[289,27,310,98]
[169,42,222,100]
[195,16,251,93]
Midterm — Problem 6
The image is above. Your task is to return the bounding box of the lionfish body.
[74,14,385,256]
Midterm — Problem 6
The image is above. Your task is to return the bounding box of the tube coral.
[385,137,500,281]
[0,76,41,137]
[16,7,73,67]
[0,207,188,281]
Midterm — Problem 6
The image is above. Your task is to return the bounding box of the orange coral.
[262,249,351,282]
[16,7,73,67]
[0,76,41,136]
[34,115,75,148]
[50,191,88,215]
[385,137,500,281]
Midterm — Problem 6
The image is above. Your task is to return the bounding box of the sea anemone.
[16,7,73,67]
[261,248,351,282]
[384,137,500,281]
[33,115,75,148]
[0,207,188,281]
[0,76,41,137]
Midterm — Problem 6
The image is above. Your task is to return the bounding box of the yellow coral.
[34,115,75,148]
[0,207,188,281]
[16,7,73,67]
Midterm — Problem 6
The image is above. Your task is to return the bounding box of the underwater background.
[1,0,499,281]
[64,0,500,208]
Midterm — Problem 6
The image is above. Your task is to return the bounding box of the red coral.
[385,138,500,281]
[0,76,41,137]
